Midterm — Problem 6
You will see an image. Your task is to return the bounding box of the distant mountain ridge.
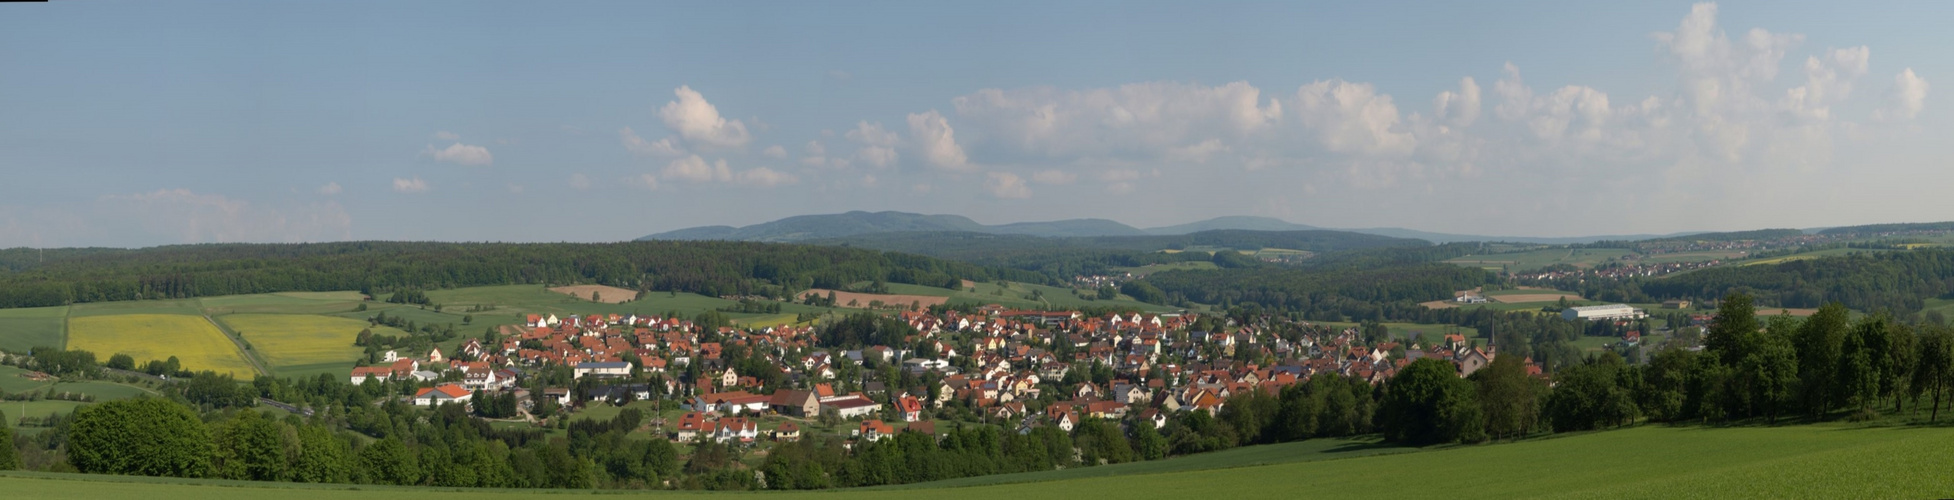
[637,211,1713,244]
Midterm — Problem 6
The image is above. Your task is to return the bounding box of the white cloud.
[568,173,592,190]
[737,167,798,187]
[801,140,832,167]
[433,131,460,141]
[1294,80,1416,155]
[1433,77,1482,127]
[392,177,429,193]
[659,85,752,149]
[845,121,900,168]
[762,145,788,159]
[1882,68,1930,120]
[630,173,660,191]
[662,155,731,183]
[951,81,1280,160]
[906,110,972,171]
[424,143,494,166]
[317,182,342,195]
[621,127,686,157]
[985,172,1031,198]
[1031,170,1077,185]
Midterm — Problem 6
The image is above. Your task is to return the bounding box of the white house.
[413,384,472,407]
[574,361,631,379]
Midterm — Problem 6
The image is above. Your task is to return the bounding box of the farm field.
[546,284,640,304]
[1632,250,1746,264]
[1110,261,1218,277]
[1742,247,1891,266]
[1445,248,1636,272]
[4,424,1954,498]
[0,365,163,429]
[197,292,367,316]
[66,314,255,377]
[0,305,67,352]
[68,299,203,317]
[216,314,404,379]
[799,288,950,310]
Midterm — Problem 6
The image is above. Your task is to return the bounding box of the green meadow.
[2,424,1952,498]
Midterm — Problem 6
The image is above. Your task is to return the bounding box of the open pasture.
[68,299,202,317]
[66,314,254,377]
[799,288,949,310]
[197,291,366,315]
[0,305,68,352]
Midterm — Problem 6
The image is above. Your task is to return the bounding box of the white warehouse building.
[1562,304,1645,321]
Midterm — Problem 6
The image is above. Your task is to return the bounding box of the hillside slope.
[1,425,1948,498]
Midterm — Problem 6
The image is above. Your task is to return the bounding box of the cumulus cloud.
[984,172,1031,198]
[1294,80,1417,155]
[762,145,788,159]
[621,127,685,157]
[736,167,798,187]
[659,85,752,149]
[845,121,900,168]
[317,182,342,195]
[392,177,430,193]
[1433,77,1482,127]
[1881,68,1930,120]
[424,143,494,166]
[951,81,1280,160]
[906,110,972,171]
[1031,170,1077,185]
[801,140,834,167]
[662,155,732,183]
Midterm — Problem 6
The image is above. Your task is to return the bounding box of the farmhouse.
[413,384,472,406]
[1562,304,1646,321]
[769,389,820,417]
[822,395,882,419]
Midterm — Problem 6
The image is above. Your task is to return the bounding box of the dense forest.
[0,241,1048,309]
[1139,263,1494,319]
[813,229,1428,276]
[1545,248,1954,314]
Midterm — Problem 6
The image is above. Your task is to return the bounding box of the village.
[348,304,1529,450]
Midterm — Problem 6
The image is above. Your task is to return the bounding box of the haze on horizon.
[0,1,1942,248]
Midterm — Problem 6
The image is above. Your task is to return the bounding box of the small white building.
[413,384,472,407]
[574,361,631,379]
[1562,304,1646,321]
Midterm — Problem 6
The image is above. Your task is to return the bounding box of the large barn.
[1562,304,1645,321]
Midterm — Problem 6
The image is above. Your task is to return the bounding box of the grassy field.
[1445,248,1637,272]
[0,365,163,428]
[68,299,203,317]
[198,292,368,316]
[217,314,404,379]
[67,314,255,377]
[1110,261,1218,277]
[0,305,68,352]
[3,424,1954,498]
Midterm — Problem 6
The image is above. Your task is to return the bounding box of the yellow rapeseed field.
[68,314,255,376]
[217,314,370,373]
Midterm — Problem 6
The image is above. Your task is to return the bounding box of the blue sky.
[0,1,1944,247]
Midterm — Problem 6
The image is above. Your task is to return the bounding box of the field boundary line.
[203,314,270,377]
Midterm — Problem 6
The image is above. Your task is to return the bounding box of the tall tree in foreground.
[1796,303,1851,417]
[1380,358,1484,445]
[68,398,213,478]
[1470,353,1541,440]
[0,409,17,470]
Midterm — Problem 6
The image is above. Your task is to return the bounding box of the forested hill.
[1636,248,1954,313]
[810,229,1429,276]
[0,241,1047,309]
[1141,263,1493,318]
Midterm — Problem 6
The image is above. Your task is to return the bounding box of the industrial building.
[1562,304,1645,321]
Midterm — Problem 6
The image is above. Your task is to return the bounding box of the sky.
[0,1,1945,247]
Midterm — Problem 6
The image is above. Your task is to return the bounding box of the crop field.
[197,292,367,316]
[217,314,403,379]
[799,288,950,310]
[1111,261,1218,277]
[66,314,254,376]
[426,285,743,320]
[68,299,203,317]
[1445,248,1637,272]
[0,305,67,352]
[4,424,1954,498]
[546,284,641,304]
